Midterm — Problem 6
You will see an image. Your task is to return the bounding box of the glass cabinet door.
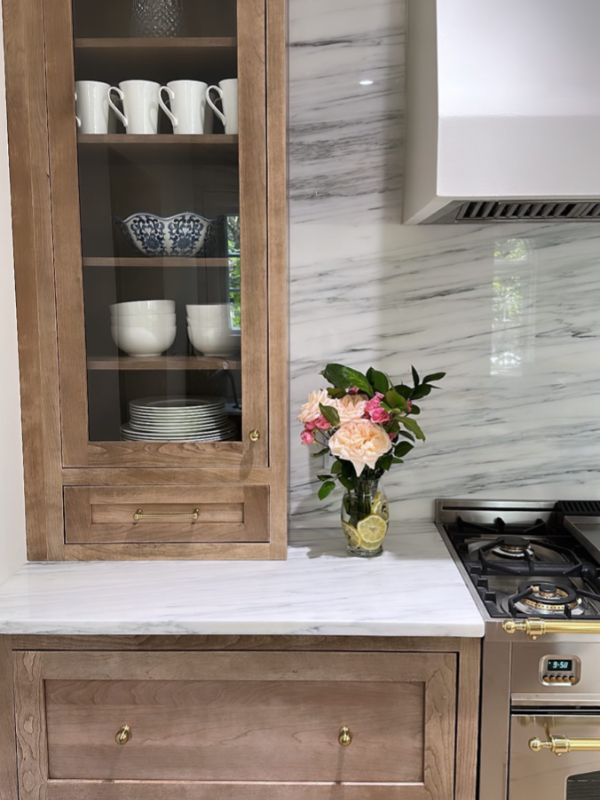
[44,0,268,468]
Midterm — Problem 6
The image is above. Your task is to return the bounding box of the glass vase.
[341,479,389,558]
[130,0,186,38]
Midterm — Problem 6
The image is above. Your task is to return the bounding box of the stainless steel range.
[436,499,600,800]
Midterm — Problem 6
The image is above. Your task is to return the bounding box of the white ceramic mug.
[108,80,160,134]
[207,79,238,135]
[159,80,212,135]
[75,81,115,134]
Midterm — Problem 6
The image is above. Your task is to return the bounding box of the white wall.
[0,12,27,583]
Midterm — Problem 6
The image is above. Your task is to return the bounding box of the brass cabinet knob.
[249,429,260,442]
[339,726,352,747]
[115,725,131,746]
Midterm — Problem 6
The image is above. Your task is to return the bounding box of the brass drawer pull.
[530,735,600,756]
[503,619,600,640]
[339,726,352,747]
[115,725,131,746]
[133,508,200,522]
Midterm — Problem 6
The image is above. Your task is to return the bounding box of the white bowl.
[187,326,240,357]
[186,304,231,324]
[112,313,177,328]
[110,300,176,316]
[111,325,177,357]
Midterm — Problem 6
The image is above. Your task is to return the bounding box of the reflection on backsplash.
[491,238,537,376]
[289,0,600,527]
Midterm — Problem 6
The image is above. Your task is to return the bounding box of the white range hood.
[403,0,600,224]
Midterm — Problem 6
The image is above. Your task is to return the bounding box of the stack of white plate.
[121,396,238,442]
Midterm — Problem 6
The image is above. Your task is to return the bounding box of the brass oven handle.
[530,735,600,756]
[339,726,352,746]
[133,508,200,522]
[503,619,600,640]
[115,725,131,745]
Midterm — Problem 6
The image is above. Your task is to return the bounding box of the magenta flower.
[314,414,331,431]
[370,406,393,424]
[347,386,360,395]
[300,430,315,445]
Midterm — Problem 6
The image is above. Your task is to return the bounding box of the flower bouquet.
[299,363,445,557]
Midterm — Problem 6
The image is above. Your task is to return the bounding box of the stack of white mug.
[75,79,238,135]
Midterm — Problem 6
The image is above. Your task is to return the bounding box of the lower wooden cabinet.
[4,636,480,800]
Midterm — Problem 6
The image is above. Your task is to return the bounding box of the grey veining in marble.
[289,0,600,528]
[0,525,483,637]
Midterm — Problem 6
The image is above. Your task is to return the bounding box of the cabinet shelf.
[77,134,239,166]
[88,356,241,371]
[74,38,238,84]
[83,257,231,268]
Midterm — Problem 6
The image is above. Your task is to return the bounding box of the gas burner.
[492,536,535,560]
[511,581,584,617]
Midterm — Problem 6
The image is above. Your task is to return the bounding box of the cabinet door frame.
[44,0,269,469]
[14,649,457,800]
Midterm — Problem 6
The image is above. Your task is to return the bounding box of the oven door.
[510,714,600,800]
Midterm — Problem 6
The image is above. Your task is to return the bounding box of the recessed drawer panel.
[64,485,269,543]
[15,650,457,799]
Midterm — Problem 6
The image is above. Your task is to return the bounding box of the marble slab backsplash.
[288,0,600,527]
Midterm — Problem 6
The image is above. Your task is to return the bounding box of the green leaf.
[423,372,446,384]
[317,474,332,482]
[410,385,432,401]
[394,384,413,399]
[321,364,374,397]
[339,475,355,491]
[319,403,340,427]
[410,404,421,415]
[391,457,405,464]
[367,368,390,394]
[327,387,347,399]
[318,481,337,501]
[401,416,426,441]
[411,366,420,387]
[385,389,409,412]
[378,454,394,471]
[331,460,342,475]
[394,442,414,458]
[399,430,415,442]
[311,447,330,458]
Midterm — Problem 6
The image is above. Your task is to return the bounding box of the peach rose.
[334,393,368,424]
[329,419,393,477]
[298,389,334,425]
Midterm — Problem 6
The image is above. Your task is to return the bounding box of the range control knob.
[550,676,557,682]
[543,675,549,682]
[570,676,577,684]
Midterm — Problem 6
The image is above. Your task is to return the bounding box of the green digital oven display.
[547,659,573,672]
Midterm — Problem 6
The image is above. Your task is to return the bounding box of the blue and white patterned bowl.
[113,212,213,258]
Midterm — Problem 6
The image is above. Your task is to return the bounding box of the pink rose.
[315,415,331,431]
[300,430,315,445]
[370,406,392,424]
[389,432,397,441]
[347,386,360,395]
[407,399,413,412]
[304,419,317,432]
[364,392,385,419]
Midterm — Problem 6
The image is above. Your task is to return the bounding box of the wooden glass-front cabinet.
[3,0,287,559]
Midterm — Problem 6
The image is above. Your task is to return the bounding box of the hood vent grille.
[455,200,600,223]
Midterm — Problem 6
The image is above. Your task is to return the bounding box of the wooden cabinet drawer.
[15,650,457,799]
[64,486,269,544]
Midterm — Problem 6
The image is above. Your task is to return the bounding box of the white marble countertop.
[0,524,484,637]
